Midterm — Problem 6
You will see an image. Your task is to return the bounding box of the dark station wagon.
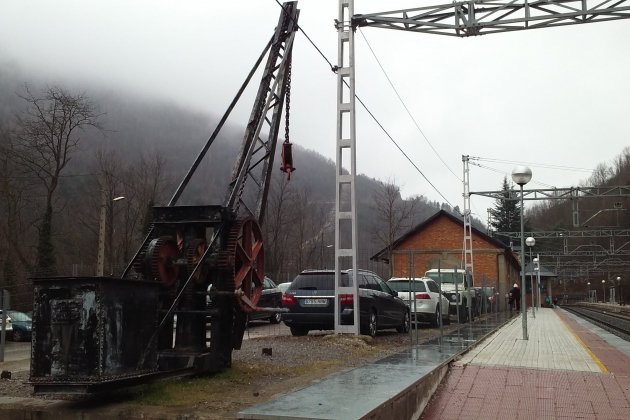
[281,269,410,337]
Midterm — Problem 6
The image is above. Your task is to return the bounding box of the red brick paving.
[423,309,630,419]
[422,365,630,419]
[555,309,630,376]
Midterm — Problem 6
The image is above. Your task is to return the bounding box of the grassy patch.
[128,360,337,406]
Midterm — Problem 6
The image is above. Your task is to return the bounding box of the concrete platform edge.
[362,361,449,420]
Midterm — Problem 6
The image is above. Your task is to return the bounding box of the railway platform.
[423,307,630,419]
[240,307,630,420]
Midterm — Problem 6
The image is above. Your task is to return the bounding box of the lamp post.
[526,236,536,318]
[533,256,541,308]
[512,165,532,340]
[617,276,622,305]
[587,282,591,303]
[96,194,126,276]
[602,279,606,303]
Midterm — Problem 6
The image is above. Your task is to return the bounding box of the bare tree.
[11,86,102,275]
[291,187,313,274]
[263,176,295,281]
[371,178,417,278]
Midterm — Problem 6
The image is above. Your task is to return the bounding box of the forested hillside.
[0,68,451,308]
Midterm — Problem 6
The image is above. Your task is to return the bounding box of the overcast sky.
[1,0,629,220]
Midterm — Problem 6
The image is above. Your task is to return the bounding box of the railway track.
[563,304,630,342]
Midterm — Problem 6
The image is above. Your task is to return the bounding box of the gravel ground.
[0,324,458,419]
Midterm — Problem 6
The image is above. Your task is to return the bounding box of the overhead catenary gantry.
[336,1,630,335]
[353,0,630,37]
[472,185,630,227]
[475,186,630,277]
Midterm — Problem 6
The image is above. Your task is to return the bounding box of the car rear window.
[289,272,350,290]
[388,280,427,293]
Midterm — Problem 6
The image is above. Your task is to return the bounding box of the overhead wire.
[272,0,456,208]
[358,27,462,182]
[470,156,595,173]
[470,161,560,189]
[0,173,97,180]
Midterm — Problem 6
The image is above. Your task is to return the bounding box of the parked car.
[281,269,410,337]
[207,276,282,324]
[277,282,292,294]
[247,276,283,324]
[387,277,450,327]
[0,310,12,336]
[5,310,31,341]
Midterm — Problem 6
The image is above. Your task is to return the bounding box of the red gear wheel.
[186,238,207,283]
[219,218,264,312]
[145,236,180,288]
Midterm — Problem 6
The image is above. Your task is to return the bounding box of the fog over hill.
[0,64,461,307]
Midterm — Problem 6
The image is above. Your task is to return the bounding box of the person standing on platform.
[509,283,521,311]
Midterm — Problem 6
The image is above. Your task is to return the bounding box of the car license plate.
[303,298,328,305]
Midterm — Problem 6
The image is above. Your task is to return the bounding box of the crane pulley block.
[280,141,295,180]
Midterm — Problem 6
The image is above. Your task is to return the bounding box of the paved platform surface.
[423,307,630,419]
[239,313,511,420]
[458,307,603,372]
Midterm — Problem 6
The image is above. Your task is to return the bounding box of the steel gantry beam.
[496,229,630,239]
[473,185,630,227]
[353,0,630,37]
[471,186,630,202]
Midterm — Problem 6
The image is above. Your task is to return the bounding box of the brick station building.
[371,210,522,311]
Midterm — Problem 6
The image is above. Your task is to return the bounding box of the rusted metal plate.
[30,277,160,389]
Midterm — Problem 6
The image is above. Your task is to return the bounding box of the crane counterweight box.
[29,277,160,395]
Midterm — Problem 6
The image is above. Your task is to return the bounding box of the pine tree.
[488,176,521,245]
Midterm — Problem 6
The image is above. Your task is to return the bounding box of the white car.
[277,282,292,294]
[387,277,450,327]
[0,310,12,335]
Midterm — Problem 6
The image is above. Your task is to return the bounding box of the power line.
[273,0,336,73]
[470,156,594,173]
[358,27,461,182]
[353,94,455,208]
[470,161,561,189]
[272,0,456,208]
[0,173,97,180]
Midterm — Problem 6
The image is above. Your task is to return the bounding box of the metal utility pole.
[96,188,107,277]
[535,254,541,309]
[462,155,475,290]
[334,0,359,335]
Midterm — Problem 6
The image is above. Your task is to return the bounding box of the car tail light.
[415,293,431,300]
[339,294,353,305]
[282,292,297,306]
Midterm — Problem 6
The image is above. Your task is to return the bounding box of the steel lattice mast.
[335,0,360,335]
[353,0,630,37]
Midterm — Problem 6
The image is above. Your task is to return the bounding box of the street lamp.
[512,165,532,340]
[602,279,606,303]
[526,236,536,318]
[587,282,591,303]
[533,256,541,308]
[617,276,622,305]
[96,195,126,276]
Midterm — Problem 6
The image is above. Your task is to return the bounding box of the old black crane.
[29,2,299,396]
